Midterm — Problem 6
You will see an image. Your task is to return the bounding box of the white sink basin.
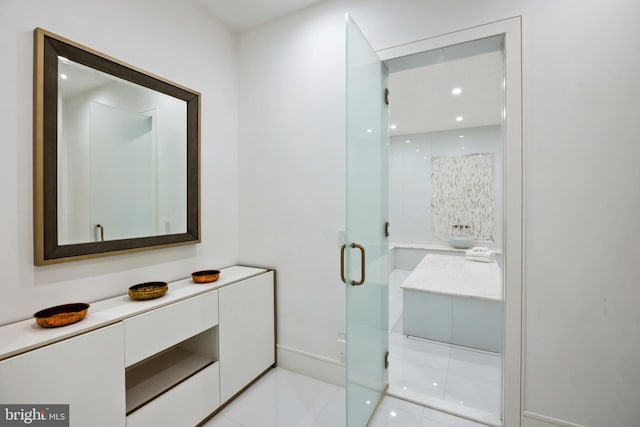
[450,237,475,249]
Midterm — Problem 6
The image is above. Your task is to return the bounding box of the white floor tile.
[311,388,346,427]
[368,396,424,427]
[205,367,491,427]
[217,368,338,427]
[421,407,487,427]
[201,415,246,427]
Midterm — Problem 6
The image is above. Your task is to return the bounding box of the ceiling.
[196,0,326,32]
[388,49,504,136]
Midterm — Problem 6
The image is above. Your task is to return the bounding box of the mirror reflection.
[57,58,187,244]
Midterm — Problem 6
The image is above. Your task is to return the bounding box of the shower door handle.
[340,243,366,286]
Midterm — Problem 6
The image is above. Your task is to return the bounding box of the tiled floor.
[203,367,487,427]
[387,270,502,426]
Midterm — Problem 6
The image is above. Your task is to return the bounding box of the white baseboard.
[522,411,585,427]
[276,344,345,388]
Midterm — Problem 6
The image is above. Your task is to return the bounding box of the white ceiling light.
[452,87,462,95]
[456,116,463,122]
[390,124,397,129]
[405,140,411,143]
[459,135,464,138]
[60,73,68,80]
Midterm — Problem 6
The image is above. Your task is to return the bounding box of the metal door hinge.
[384,88,389,105]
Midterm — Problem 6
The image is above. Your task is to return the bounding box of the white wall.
[0,0,239,324]
[238,0,640,426]
[389,125,503,247]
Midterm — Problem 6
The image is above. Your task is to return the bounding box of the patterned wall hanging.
[431,152,495,241]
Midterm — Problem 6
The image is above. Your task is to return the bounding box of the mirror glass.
[57,58,187,244]
[34,28,200,265]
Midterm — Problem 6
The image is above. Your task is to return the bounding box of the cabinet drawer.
[125,290,218,366]
[126,362,220,427]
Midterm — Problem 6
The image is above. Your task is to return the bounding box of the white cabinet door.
[219,272,275,403]
[0,323,126,427]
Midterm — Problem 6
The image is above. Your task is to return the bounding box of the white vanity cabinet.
[0,323,126,427]
[219,272,275,403]
[0,266,275,427]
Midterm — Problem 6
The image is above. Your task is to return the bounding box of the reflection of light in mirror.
[390,124,397,129]
[60,73,67,80]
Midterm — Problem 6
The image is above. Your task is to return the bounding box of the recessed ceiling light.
[456,116,463,122]
[433,382,438,387]
[452,87,462,95]
[460,146,465,150]
[390,411,397,417]
[366,129,373,133]
[60,73,68,80]
[390,124,397,129]
[405,140,411,143]
[416,149,420,153]
[459,135,464,138]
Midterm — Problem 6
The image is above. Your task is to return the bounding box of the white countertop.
[0,265,268,361]
[400,254,501,301]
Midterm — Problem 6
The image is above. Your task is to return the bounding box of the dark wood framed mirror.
[34,28,200,265]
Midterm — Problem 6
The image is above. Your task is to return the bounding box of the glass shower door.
[344,14,389,427]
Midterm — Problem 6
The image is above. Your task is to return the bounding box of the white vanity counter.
[0,265,266,360]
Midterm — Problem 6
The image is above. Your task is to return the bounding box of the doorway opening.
[378,18,522,426]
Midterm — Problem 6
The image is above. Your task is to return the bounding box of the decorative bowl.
[128,282,168,300]
[450,237,476,249]
[191,270,220,284]
[34,303,90,328]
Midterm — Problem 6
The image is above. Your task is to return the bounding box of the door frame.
[376,16,523,427]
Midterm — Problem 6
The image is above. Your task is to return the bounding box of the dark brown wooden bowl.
[128,282,168,300]
[191,270,220,284]
[34,303,90,328]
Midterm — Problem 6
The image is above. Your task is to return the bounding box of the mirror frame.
[33,28,201,265]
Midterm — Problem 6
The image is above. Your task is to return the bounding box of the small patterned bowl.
[34,303,90,328]
[128,282,168,300]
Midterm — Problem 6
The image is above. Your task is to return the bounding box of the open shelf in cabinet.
[125,326,218,415]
